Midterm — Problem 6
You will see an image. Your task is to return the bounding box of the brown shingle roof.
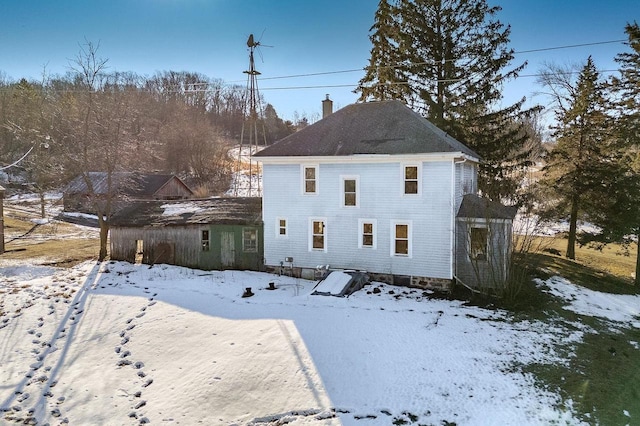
[110,197,262,227]
[254,100,479,159]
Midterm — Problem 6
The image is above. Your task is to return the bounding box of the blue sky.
[0,0,637,123]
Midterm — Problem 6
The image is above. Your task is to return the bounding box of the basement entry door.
[221,231,235,268]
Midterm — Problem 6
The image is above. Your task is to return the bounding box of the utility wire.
[0,39,628,94]
[225,38,627,83]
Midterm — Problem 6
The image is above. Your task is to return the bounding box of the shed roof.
[65,172,193,197]
[110,197,262,227]
[457,194,518,220]
[254,100,479,159]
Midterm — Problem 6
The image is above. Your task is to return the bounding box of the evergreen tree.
[579,23,640,285]
[356,0,539,201]
[356,0,411,102]
[539,57,611,260]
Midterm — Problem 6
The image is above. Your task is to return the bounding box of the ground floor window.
[310,219,326,251]
[243,228,258,252]
[359,219,376,248]
[201,230,210,251]
[277,218,287,237]
[392,221,412,257]
[469,226,488,260]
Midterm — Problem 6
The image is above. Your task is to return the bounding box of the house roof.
[65,172,193,197]
[254,100,479,159]
[457,194,518,220]
[110,197,262,227]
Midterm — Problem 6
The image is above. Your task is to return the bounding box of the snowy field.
[2,259,638,425]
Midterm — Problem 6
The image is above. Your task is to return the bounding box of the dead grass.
[521,235,638,293]
[2,216,101,267]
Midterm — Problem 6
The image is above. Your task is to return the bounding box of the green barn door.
[221,231,235,268]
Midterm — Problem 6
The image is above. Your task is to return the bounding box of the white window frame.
[390,220,412,257]
[242,227,258,253]
[301,164,319,195]
[309,217,327,252]
[341,175,359,208]
[402,164,421,196]
[468,223,489,261]
[276,217,288,238]
[358,219,377,249]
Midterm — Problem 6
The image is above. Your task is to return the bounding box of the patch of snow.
[160,202,204,216]
[537,276,640,328]
[0,260,599,425]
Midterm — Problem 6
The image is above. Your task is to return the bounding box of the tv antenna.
[234,32,271,197]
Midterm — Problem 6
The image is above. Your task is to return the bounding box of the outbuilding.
[109,197,263,271]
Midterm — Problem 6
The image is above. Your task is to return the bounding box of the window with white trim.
[243,228,258,252]
[276,218,287,237]
[303,165,318,194]
[469,226,488,261]
[309,219,326,251]
[341,176,358,207]
[359,219,376,249]
[403,165,419,195]
[391,221,412,257]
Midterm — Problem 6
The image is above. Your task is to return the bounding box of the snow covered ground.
[2,259,638,425]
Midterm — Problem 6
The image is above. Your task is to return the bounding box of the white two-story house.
[254,100,516,290]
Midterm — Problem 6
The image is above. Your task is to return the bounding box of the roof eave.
[255,152,480,164]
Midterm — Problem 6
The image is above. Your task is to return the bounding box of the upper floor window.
[243,228,258,252]
[404,165,419,195]
[303,165,318,194]
[342,176,359,207]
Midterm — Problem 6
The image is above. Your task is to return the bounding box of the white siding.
[262,159,456,279]
[454,161,477,212]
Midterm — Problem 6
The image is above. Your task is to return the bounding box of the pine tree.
[540,57,611,260]
[356,0,539,202]
[356,0,412,102]
[580,22,640,285]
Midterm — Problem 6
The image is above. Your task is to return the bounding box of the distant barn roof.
[110,197,262,227]
[65,172,193,197]
[457,194,518,220]
[254,100,479,159]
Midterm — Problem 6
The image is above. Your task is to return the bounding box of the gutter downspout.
[452,157,467,282]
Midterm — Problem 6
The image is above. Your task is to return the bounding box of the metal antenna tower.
[234,33,268,197]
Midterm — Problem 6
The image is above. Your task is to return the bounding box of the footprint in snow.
[136,312,145,318]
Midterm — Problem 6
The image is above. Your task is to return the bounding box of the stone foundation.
[266,265,452,293]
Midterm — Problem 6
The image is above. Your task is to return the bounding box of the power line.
[237,38,627,83]
[0,39,628,94]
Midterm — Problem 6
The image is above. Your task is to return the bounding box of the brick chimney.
[322,94,333,118]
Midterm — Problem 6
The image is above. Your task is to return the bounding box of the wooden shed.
[64,172,194,213]
[109,197,263,271]
[455,194,518,290]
